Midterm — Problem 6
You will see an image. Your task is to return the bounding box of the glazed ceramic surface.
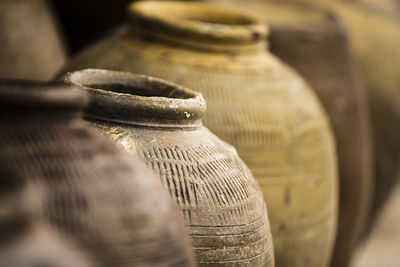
[0,0,66,80]
[204,0,373,266]
[64,69,275,267]
[0,80,195,267]
[62,2,339,267]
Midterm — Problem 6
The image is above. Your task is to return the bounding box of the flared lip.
[0,80,88,112]
[127,1,269,46]
[63,69,206,128]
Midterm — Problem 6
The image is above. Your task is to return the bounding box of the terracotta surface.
[0,80,195,267]
[0,0,66,80]
[64,69,275,267]
[204,1,373,266]
[62,2,339,267]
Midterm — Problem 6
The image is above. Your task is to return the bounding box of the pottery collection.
[0,0,398,266]
[62,2,339,267]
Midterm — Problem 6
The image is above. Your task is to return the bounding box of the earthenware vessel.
[204,0,373,266]
[64,68,275,267]
[62,2,339,267]
[0,80,195,267]
[0,0,66,80]
[315,0,400,236]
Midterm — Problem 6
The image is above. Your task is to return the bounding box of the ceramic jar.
[204,0,373,266]
[0,80,195,267]
[62,2,339,267]
[0,0,66,80]
[64,68,275,267]
[287,0,400,233]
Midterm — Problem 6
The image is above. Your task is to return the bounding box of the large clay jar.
[62,2,339,267]
[204,1,373,266]
[64,68,275,267]
[0,80,195,267]
[296,0,400,232]
[0,0,66,80]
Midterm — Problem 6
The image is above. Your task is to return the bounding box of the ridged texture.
[90,122,274,267]
[0,120,195,267]
[63,8,338,264]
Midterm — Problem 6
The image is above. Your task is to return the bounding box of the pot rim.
[127,1,268,51]
[63,69,206,128]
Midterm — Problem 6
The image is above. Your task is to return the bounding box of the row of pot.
[1,0,400,267]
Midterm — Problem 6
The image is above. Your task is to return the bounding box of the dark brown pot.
[0,0,66,80]
[0,80,195,267]
[204,1,373,266]
[63,68,275,267]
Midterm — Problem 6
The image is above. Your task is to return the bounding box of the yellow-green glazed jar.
[62,2,339,267]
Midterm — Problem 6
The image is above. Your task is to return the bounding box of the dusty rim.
[127,1,269,51]
[63,69,206,128]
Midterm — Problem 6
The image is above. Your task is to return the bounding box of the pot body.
[88,120,274,267]
[298,0,400,235]
[0,82,195,267]
[0,0,66,80]
[269,21,372,267]
[205,1,373,266]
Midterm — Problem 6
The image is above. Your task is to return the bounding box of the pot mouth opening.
[85,82,192,99]
[127,1,268,49]
[63,69,206,128]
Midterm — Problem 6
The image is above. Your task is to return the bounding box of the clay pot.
[204,0,373,266]
[63,68,275,267]
[288,0,400,237]
[62,2,339,267]
[0,0,66,80]
[0,80,195,267]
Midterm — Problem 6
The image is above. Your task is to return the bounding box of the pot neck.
[127,1,269,54]
[63,69,206,129]
[0,80,88,125]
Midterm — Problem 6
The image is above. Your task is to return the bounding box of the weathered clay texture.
[64,69,275,267]
[0,80,195,267]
